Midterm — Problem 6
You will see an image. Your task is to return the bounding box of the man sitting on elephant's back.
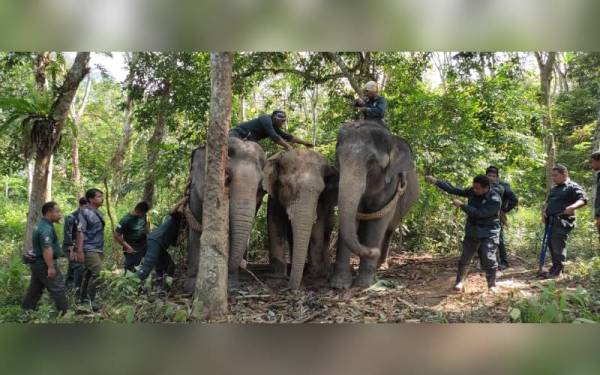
[229,110,314,151]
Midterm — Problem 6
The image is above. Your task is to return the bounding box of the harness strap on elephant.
[356,174,407,221]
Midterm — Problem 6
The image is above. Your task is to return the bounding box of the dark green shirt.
[230,115,293,143]
[115,213,147,249]
[32,218,62,263]
[544,179,587,234]
[436,180,502,239]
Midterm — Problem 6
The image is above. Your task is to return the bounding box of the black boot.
[548,264,563,278]
[486,269,497,291]
[454,265,468,292]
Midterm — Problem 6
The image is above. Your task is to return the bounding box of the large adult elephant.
[330,121,419,289]
[262,149,338,290]
[184,137,266,293]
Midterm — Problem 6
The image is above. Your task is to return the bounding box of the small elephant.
[262,149,338,290]
[331,121,419,289]
[184,136,266,293]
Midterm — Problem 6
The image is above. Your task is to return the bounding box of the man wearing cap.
[354,81,388,125]
[229,110,314,151]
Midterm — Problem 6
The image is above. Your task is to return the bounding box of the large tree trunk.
[535,52,557,191]
[23,52,90,254]
[194,52,232,319]
[142,94,168,208]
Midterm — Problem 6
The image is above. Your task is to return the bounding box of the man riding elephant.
[229,110,314,150]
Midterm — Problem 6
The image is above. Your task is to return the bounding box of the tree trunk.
[535,52,557,191]
[46,154,53,199]
[22,52,90,254]
[194,52,233,319]
[110,52,138,203]
[326,52,363,95]
[69,76,92,194]
[34,52,51,91]
[142,103,167,208]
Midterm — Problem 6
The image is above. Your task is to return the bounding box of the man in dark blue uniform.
[485,166,519,269]
[230,110,314,150]
[354,81,388,126]
[63,197,87,291]
[426,174,502,292]
[541,164,587,278]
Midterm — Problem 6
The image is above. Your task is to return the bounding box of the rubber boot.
[454,265,467,292]
[486,269,497,292]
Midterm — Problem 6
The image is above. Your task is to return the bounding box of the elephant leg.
[330,231,354,289]
[354,218,390,288]
[378,230,394,269]
[267,197,290,277]
[308,217,326,278]
[184,229,201,294]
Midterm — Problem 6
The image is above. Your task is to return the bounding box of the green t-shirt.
[32,218,62,263]
[115,213,147,248]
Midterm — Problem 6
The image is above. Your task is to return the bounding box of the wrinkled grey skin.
[263,149,338,290]
[184,137,266,293]
[331,121,419,289]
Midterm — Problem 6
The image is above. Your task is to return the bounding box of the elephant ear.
[262,153,282,196]
[384,137,415,185]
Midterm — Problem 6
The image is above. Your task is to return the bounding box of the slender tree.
[535,52,557,191]
[194,52,233,318]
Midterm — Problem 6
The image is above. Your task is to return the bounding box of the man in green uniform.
[22,202,68,314]
[353,81,388,126]
[63,197,87,291]
[76,188,105,310]
[541,164,587,278]
[135,212,181,283]
[114,201,150,273]
[485,166,519,269]
[229,110,314,150]
[426,174,502,292]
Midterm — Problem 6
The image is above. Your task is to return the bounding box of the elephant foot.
[330,269,353,289]
[228,272,240,290]
[353,272,376,288]
[183,277,197,295]
[268,260,287,278]
[307,264,328,279]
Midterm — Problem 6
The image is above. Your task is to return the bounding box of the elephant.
[184,136,266,293]
[330,120,419,289]
[262,149,338,290]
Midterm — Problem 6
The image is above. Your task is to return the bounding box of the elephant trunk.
[288,192,319,290]
[228,196,257,273]
[338,162,380,259]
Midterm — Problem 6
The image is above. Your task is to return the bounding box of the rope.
[356,177,407,221]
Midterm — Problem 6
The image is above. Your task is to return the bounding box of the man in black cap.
[229,110,314,150]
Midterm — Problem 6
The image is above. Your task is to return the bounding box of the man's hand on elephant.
[452,199,464,208]
[425,175,437,185]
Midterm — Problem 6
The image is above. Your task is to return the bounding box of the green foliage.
[514,282,599,323]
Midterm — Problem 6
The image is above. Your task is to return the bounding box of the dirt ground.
[210,251,571,323]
